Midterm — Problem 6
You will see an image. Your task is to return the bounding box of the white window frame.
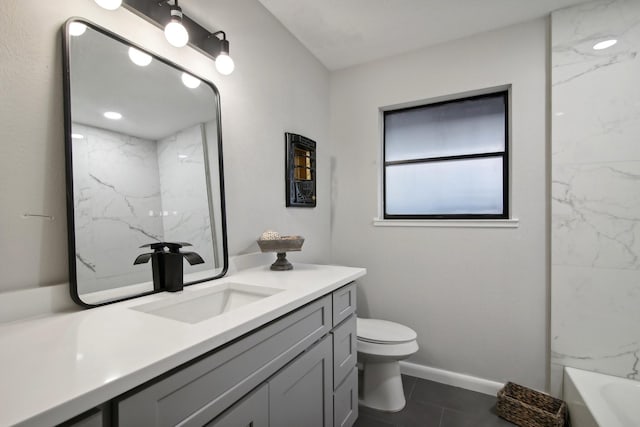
[374,86,518,229]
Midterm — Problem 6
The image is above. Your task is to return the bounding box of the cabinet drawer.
[332,282,356,326]
[117,295,332,427]
[58,407,103,427]
[206,384,267,427]
[332,314,357,389]
[334,367,358,427]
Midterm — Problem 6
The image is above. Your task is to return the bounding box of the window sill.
[372,218,520,228]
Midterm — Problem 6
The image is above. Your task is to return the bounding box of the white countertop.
[0,263,365,427]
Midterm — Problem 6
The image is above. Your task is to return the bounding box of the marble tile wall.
[72,122,216,294]
[157,123,216,275]
[551,0,640,391]
[72,124,163,293]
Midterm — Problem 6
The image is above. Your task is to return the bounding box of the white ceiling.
[255,0,593,70]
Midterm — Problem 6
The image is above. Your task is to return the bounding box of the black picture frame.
[285,133,316,207]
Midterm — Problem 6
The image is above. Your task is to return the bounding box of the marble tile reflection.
[157,123,216,274]
[72,122,216,295]
[73,124,163,293]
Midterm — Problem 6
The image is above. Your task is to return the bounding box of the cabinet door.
[268,336,332,427]
[206,384,268,427]
[334,368,358,427]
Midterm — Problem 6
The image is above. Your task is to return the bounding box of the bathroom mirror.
[62,18,227,307]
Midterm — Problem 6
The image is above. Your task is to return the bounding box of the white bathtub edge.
[563,367,599,427]
[563,366,640,427]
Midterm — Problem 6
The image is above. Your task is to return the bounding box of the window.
[383,91,508,219]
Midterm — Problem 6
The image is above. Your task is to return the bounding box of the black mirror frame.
[61,17,228,308]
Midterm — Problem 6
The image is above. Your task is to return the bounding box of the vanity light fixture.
[206,31,235,75]
[120,0,236,74]
[69,22,87,36]
[593,39,617,50]
[104,111,122,120]
[181,72,201,89]
[71,133,85,139]
[164,0,189,48]
[128,47,152,66]
[94,0,122,11]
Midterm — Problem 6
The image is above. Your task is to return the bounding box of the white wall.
[329,19,548,389]
[551,0,640,392]
[0,0,330,295]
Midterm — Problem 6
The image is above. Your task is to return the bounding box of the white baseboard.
[400,361,504,396]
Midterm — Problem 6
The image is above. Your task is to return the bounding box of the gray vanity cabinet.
[109,282,357,427]
[268,336,333,427]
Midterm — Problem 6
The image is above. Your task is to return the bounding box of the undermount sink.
[131,283,283,324]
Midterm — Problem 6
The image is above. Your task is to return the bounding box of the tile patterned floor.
[354,375,515,427]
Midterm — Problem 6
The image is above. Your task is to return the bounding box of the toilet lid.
[357,318,417,344]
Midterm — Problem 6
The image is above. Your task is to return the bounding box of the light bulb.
[165,21,189,47]
[94,0,122,10]
[593,39,617,50]
[69,22,87,36]
[128,47,152,66]
[215,54,235,75]
[181,72,201,89]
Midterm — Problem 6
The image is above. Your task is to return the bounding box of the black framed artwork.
[285,133,316,207]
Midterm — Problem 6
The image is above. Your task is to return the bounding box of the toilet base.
[359,360,406,412]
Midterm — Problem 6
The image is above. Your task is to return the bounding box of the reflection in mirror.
[63,19,227,306]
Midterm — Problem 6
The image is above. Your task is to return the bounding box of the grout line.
[437,407,444,427]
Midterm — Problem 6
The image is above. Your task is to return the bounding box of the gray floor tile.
[359,399,443,427]
[410,378,498,415]
[402,374,417,400]
[353,413,396,427]
[356,375,512,427]
[440,408,515,427]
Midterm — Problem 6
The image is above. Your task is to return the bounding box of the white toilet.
[357,317,419,412]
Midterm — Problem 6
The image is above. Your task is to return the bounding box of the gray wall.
[0,0,331,293]
[551,0,640,393]
[329,19,548,390]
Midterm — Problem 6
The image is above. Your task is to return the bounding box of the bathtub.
[563,367,640,427]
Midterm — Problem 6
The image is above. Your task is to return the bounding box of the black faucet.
[134,242,204,292]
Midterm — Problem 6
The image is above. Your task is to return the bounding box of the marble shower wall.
[157,123,216,275]
[551,0,640,389]
[72,124,163,293]
[73,123,215,294]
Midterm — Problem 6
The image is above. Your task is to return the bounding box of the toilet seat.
[357,318,417,344]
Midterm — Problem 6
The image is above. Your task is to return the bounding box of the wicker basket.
[496,382,567,427]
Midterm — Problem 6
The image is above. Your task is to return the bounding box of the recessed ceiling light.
[104,111,122,120]
[593,39,617,50]
[71,133,85,139]
[178,154,189,159]
[69,22,87,37]
[128,47,152,66]
[181,73,201,89]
